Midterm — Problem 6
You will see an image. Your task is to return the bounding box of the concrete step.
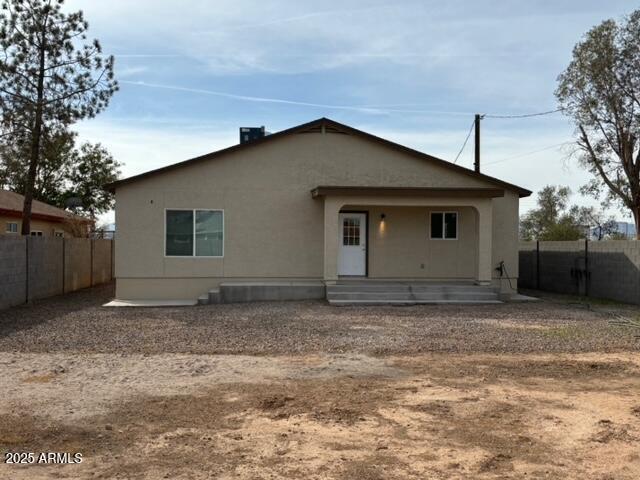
[327,284,411,293]
[408,285,496,292]
[208,289,221,304]
[326,282,500,305]
[328,283,494,292]
[327,287,496,296]
[327,292,499,301]
[328,299,503,306]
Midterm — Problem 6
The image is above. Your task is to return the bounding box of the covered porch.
[312,186,502,288]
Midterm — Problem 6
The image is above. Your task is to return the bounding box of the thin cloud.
[195,4,391,33]
[121,80,383,113]
[117,65,149,77]
[121,80,477,116]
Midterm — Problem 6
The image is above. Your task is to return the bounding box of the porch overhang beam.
[311,186,504,199]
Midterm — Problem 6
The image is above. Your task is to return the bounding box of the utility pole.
[474,114,481,173]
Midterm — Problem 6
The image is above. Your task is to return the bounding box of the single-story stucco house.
[106,118,531,305]
[0,189,92,237]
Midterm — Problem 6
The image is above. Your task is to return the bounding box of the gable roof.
[0,189,91,224]
[105,117,532,197]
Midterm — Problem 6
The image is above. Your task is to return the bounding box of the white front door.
[338,212,367,276]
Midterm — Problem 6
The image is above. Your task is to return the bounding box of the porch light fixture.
[380,213,386,220]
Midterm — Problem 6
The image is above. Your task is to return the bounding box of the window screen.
[166,210,194,256]
[196,210,223,256]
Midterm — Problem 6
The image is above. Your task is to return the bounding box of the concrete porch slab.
[103,299,198,307]
[506,294,540,302]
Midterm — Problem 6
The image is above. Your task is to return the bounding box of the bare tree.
[0,0,117,234]
[556,10,640,238]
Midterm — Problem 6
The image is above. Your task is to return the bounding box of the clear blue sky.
[65,1,636,225]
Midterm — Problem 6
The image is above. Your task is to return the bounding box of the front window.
[165,209,223,257]
[6,222,18,233]
[30,231,43,236]
[430,212,457,240]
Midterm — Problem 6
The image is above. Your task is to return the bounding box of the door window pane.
[343,218,360,246]
[430,213,443,239]
[444,213,457,239]
[166,210,193,256]
[196,210,223,256]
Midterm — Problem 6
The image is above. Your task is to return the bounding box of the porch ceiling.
[311,186,505,199]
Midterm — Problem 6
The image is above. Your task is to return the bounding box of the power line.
[453,119,476,164]
[483,142,573,166]
[484,108,563,119]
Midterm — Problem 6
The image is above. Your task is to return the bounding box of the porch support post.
[323,197,342,284]
[476,199,493,285]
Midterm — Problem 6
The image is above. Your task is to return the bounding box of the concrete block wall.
[64,238,91,292]
[588,241,640,304]
[92,240,113,286]
[28,237,64,301]
[0,237,114,310]
[518,241,537,289]
[539,241,586,296]
[519,240,640,304]
[0,236,27,310]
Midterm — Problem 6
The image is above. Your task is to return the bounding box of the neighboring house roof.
[0,189,91,224]
[105,117,532,197]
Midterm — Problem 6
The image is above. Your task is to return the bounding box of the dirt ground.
[1,285,639,479]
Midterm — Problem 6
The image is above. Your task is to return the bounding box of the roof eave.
[311,186,506,199]
[105,117,532,197]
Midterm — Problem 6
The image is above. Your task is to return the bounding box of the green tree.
[0,0,117,234]
[556,10,640,239]
[0,126,75,205]
[608,231,629,240]
[520,186,585,241]
[0,128,120,220]
[575,206,617,240]
[62,142,120,219]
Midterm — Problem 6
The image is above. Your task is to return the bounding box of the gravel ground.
[0,282,638,354]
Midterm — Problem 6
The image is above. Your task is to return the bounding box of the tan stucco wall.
[0,216,72,236]
[347,205,478,280]
[491,190,520,293]
[321,195,495,286]
[114,131,521,299]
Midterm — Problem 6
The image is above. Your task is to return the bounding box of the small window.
[430,212,457,240]
[54,231,64,238]
[30,231,43,236]
[6,222,18,233]
[165,209,223,257]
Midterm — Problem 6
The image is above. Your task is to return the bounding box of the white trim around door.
[338,212,367,276]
